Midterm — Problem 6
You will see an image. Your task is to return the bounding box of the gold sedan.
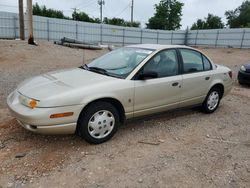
[7,44,233,144]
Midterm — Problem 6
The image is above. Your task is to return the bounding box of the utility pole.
[18,0,25,40]
[71,8,79,20]
[131,0,134,26]
[27,0,35,44]
[98,0,105,23]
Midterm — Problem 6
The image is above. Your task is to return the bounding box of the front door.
[133,49,182,117]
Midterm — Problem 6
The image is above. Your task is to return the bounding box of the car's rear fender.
[208,74,232,98]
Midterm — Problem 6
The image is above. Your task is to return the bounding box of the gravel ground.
[0,40,250,188]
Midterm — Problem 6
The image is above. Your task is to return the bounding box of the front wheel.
[202,87,221,114]
[77,101,120,144]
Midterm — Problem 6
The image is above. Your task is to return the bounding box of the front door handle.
[172,82,179,87]
[205,76,210,80]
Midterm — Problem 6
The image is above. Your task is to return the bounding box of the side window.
[180,49,203,73]
[143,49,179,78]
[203,55,212,71]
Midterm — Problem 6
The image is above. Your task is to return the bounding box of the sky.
[0,0,245,29]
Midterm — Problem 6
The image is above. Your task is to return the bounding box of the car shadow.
[122,106,202,130]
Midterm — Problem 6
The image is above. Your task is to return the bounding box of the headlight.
[18,94,39,109]
[240,65,246,72]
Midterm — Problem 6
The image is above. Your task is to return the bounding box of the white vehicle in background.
[7,44,233,144]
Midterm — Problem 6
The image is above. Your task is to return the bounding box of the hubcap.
[207,91,219,111]
[88,110,115,139]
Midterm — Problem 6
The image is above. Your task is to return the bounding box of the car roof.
[127,44,194,50]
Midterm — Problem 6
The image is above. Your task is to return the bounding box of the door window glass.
[180,49,203,73]
[143,49,179,78]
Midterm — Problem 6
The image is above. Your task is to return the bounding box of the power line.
[103,6,112,18]
[114,3,131,17]
[0,2,147,25]
[71,8,80,13]
[0,4,19,8]
[76,0,97,9]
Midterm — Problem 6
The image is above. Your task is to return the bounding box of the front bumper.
[238,71,250,84]
[17,120,76,134]
[7,91,84,134]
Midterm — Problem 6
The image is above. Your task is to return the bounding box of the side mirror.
[139,71,158,80]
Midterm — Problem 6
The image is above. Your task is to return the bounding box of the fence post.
[184,27,189,45]
[215,30,219,47]
[171,31,173,44]
[47,19,49,41]
[240,29,246,48]
[122,28,125,46]
[13,16,17,39]
[140,29,143,44]
[76,23,78,40]
[157,31,159,44]
[195,30,199,46]
[100,24,103,44]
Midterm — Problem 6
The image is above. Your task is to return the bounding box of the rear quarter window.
[203,55,212,71]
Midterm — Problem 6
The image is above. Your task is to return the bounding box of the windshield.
[87,47,154,78]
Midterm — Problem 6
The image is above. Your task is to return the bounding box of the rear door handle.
[172,82,179,87]
[205,77,210,80]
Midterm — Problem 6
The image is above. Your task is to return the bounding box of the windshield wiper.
[80,64,89,70]
[88,66,109,76]
[80,64,107,75]
[80,65,122,78]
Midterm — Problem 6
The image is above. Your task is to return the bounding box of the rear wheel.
[202,87,221,113]
[77,101,120,144]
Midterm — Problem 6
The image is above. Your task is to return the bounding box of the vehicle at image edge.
[238,62,250,85]
[7,44,233,144]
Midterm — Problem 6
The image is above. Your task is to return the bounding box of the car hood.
[18,68,118,107]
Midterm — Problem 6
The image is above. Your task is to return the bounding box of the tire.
[238,80,244,85]
[77,101,120,144]
[202,87,222,114]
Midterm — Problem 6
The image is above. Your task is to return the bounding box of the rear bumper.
[238,71,250,84]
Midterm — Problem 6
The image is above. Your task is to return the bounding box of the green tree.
[103,17,125,26]
[225,0,250,28]
[72,11,90,22]
[146,0,184,30]
[103,17,140,27]
[191,14,224,30]
[32,3,66,19]
[72,11,101,23]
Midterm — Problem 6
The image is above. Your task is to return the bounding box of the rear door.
[133,49,182,117]
[178,49,214,107]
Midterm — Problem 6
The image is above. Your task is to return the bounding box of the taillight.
[228,71,232,79]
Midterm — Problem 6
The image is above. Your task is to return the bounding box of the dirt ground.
[0,40,250,188]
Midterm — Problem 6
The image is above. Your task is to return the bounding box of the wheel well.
[80,98,126,124]
[211,83,224,98]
